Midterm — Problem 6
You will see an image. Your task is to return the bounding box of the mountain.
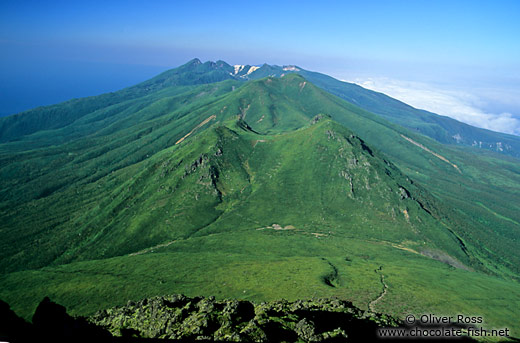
[239,64,520,158]
[0,74,468,272]
[3,58,519,157]
[0,60,519,338]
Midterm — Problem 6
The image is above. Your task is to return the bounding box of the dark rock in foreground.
[88,294,399,342]
[1,297,110,343]
[2,295,478,342]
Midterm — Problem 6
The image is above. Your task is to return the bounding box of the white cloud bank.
[345,77,520,136]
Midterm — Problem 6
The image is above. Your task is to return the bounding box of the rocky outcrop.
[0,297,110,343]
[2,295,479,342]
[89,294,400,342]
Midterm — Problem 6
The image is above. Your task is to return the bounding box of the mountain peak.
[215,60,231,68]
[282,65,301,71]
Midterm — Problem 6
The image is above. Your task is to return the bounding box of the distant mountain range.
[0,59,518,340]
[2,58,520,157]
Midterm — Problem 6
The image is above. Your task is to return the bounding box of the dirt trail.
[129,240,178,256]
[175,115,216,145]
[368,266,388,312]
[390,243,419,255]
[131,232,225,256]
[400,134,462,173]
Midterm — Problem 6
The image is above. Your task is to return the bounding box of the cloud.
[344,77,520,136]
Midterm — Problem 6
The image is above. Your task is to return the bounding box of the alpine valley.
[1,59,519,341]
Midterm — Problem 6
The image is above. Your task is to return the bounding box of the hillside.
[0,75,470,273]
[242,64,520,158]
[0,62,519,338]
[3,59,520,159]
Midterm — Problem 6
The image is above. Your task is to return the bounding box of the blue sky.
[1,0,519,133]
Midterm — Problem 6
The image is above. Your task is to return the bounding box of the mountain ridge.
[0,76,472,273]
[3,58,519,159]
[1,67,518,277]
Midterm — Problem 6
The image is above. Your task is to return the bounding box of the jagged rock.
[399,186,410,200]
[90,294,407,341]
[184,154,209,176]
[311,114,324,125]
[295,318,318,341]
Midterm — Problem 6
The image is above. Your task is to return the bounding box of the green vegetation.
[0,60,519,340]
[89,293,400,341]
[246,64,520,158]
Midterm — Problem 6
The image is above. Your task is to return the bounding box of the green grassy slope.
[0,97,467,272]
[213,74,520,280]
[0,69,519,338]
[1,73,519,276]
[1,117,519,338]
[0,58,238,144]
[0,75,507,271]
[246,64,520,158]
[0,79,243,206]
[4,236,519,336]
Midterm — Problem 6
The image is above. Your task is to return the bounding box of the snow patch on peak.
[232,65,260,78]
[283,65,300,71]
[247,66,260,75]
[233,65,245,75]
